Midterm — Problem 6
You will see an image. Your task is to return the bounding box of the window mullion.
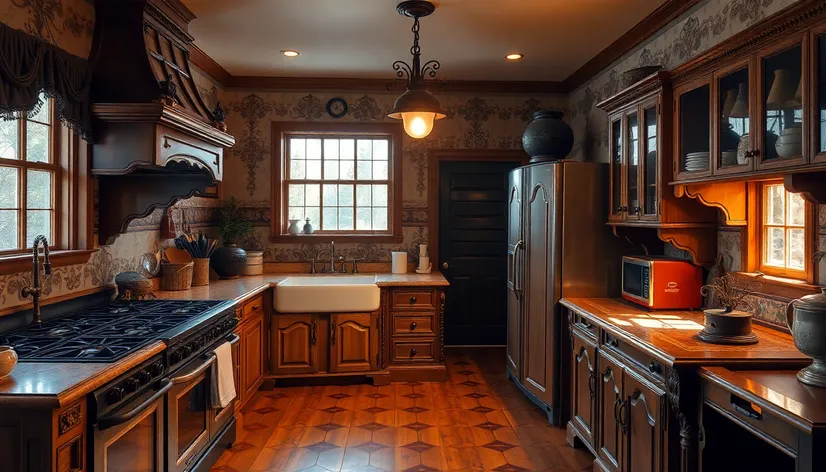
[19,164,27,249]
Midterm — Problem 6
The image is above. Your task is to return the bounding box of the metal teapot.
[787,288,826,387]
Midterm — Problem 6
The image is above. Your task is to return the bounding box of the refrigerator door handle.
[513,239,524,299]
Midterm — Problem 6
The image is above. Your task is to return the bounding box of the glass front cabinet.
[600,71,716,228]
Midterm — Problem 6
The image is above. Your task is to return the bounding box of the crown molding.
[189,47,565,94]
[190,0,701,96]
[562,0,703,92]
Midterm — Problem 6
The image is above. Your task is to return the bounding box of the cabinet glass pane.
[642,106,657,216]
[610,119,622,215]
[818,35,826,153]
[718,67,750,167]
[763,44,802,160]
[626,113,639,214]
[679,85,710,173]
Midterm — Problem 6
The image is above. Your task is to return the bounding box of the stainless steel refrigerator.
[506,161,630,425]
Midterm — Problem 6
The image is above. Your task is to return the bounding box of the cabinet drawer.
[242,295,264,318]
[571,311,598,339]
[392,290,436,310]
[602,331,665,381]
[391,338,437,363]
[392,314,435,336]
[703,379,798,453]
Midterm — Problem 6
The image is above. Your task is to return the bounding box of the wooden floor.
[211,348,593,472]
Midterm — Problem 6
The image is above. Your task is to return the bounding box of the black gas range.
[0,299,241,472]
[1,299,235,363]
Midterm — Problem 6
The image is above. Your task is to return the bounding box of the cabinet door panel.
[609,116,625,221]
[330,313,376,373]
[506,168,522,375]
[625,111,641,220]
[571,329,597,449]
[521,164,561,407]
[640,104,660,219]
[242,314,264,400]
[272,315,317,375]
[597,353,624,472]
[623,369,665,472]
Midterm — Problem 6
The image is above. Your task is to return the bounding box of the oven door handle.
[170,353,217,385]
[98,378,173,431]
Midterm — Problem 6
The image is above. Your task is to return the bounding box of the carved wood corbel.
[784,172,826,205]
[675,182,749,226]
[667,368,699,472]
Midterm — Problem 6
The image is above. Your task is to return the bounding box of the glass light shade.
[401,112,437,138]
[729,82,750,118]
[721,89,737,118]
[767,69,798,110]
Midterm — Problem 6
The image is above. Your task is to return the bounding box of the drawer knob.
[648,360,661,374]
[410,296,417,304]
[410,348,417,357]
[410,322,417,330]
[606,337,618,347]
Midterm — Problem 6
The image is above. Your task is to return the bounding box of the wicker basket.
[161,262,194,291]
[620,65,662,89]
[192,258,210,286]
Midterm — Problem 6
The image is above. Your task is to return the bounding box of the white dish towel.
[210,341,236,409]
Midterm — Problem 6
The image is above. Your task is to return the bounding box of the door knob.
[442,262,449,269]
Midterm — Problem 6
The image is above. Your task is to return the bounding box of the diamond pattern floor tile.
[402,441,436,453]
[214,347,592,472]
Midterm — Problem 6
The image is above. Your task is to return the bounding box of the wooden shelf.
[784,171,826,205]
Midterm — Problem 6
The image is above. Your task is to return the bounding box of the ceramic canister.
[391,251,408,274]
[0,346,18,380]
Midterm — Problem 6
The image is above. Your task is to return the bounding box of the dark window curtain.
[0,21,93,142]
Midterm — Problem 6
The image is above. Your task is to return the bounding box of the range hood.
[90,0,234,244]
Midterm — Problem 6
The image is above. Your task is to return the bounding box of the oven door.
[167,353,215,472]
[94,379,171,472]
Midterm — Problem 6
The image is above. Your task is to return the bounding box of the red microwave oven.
[621,256,703,309]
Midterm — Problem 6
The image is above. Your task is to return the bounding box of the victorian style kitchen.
[1,0,826,471]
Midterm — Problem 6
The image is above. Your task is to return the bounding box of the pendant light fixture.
[387,1,446,139]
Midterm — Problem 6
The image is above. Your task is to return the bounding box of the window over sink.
[0,93,59,252]
[272,122,403,242]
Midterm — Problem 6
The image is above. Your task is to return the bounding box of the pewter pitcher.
[787,288,826,387]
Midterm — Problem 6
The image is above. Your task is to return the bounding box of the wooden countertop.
[0,341,165,408]
[154,272,449,303]
[562,298,809,366]
[0,272,447,407]
[699,367,826,430]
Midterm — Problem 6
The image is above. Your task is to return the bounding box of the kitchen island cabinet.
[562,298,809,472]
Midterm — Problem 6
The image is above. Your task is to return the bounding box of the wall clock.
[326,98,348,118]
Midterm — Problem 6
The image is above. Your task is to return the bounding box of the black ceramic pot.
[698,308,758,345]
[522,110,574,163]
[210,243,247,279]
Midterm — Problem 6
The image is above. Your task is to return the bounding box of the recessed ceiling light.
[505,53,524,61]
[281,50,300,58]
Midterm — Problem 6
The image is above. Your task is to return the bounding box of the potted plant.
[211,198,254,279]
[698,257,763,345]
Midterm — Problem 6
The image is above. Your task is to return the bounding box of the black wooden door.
[439,160,520,345]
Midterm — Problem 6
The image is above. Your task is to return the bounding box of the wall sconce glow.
[387,1,446,139]
[505,53,524,61]
[281,50,300,57]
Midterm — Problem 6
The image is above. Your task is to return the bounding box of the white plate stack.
[685,152,709,172]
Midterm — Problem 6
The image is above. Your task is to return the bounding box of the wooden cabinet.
[622,369,665,472]
[567,308,666,472]
[241,312,264,401]
[233,294,267,411]
[387,286,447,382]
[596,351,624,472]
[330,313,377,373]
[570,328,598,451]
[270,312,379,376]
[272,315,318,375]
[598,72,717,265]
[506,166,522,376]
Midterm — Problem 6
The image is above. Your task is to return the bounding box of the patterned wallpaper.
[191,69,566,263]
[0,0,159,316]
[0,0,94,59]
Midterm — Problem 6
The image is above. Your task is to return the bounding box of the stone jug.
[787,288,826,387]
